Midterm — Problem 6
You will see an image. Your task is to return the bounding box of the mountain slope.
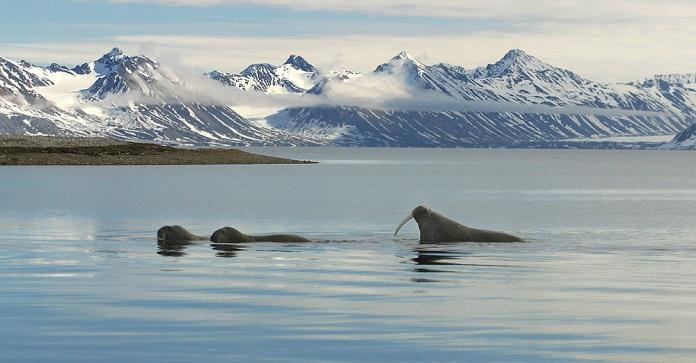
[268,106,685,147]
[0,57,53,104]
[270,50,695,146]
[663,122,696,149]
[0,56,107,136]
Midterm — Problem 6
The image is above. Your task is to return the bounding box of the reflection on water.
[157,241,193,257]
[411,248,466,274]
[2,148,696,362]
[210,243,246,258]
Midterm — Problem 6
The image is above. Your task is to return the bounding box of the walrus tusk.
[394,212,414,237]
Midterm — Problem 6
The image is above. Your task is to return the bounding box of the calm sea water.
[1,148,696,363]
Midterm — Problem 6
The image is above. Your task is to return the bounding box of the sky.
[1,0,695,83]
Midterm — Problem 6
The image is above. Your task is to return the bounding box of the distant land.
[0,136,313,165]
[1,48,695,149]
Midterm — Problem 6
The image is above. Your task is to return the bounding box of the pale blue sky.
[2,0,695,82]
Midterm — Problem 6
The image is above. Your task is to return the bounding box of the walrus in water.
[394,206,522,243]
[210,227,311,243]
[157,225,207,244]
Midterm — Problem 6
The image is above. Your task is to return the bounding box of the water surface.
[1,148,695,362]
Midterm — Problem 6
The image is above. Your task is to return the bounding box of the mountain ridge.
[2,47,695,148]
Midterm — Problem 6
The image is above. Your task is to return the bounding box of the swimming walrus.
[157,225,207,244]
[210,227,311,243]
[394,206,522,243]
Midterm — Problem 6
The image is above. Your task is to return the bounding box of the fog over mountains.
[1,47,695,148]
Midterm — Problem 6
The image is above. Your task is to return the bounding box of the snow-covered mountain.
[371,49,687,112]
[269,50,695,146]
[630,74,696,118]
[0,57,53,104]
[0,56,106,136]
[207,55,320,94]
[0,49,314,145]
[2,47,696,148]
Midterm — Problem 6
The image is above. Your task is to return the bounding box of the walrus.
[210,227,311,243]
[157,225,207,244]
[393,206,522,243]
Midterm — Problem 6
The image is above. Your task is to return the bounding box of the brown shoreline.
[0,136,315,165]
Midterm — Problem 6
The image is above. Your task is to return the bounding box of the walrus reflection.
[412,248,464,274]
[210,227,311,243]
[211,243,245,258]
[412,250,464,266]
[157,225,207,244]
[394,206,522,243]
[157,241,192,257]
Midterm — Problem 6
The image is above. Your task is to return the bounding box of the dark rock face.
[284,55,316,73]
[94,47,126,74]
[47,63,74,74]
[86,54,160,99]
[71,63,91,75]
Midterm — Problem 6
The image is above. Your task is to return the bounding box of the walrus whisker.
[394,212,414,237]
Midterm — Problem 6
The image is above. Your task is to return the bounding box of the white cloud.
[105,0,696,23]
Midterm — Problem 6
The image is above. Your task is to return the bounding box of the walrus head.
[157,225,203,244]
[394,206,435,238]
[210,227,253,243]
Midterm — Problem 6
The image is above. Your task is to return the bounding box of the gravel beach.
[0,136,314,165]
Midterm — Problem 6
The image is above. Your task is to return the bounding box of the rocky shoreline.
[0,136,314,165]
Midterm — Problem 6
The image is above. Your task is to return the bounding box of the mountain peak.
[502,49,530,60]
[284,55,316,72]
[374,51,426,74]
[497,49,541,68]
[391,51,421,64]
[481,49,551,77]
[96,47,127,62]
[95,47,128,74]
[108,47,124,56]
